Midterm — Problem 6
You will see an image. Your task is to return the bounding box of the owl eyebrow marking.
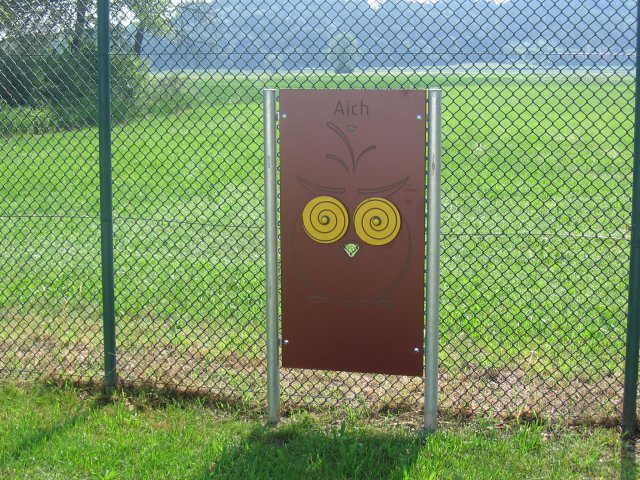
[296,175,346,196]
[325,154,349,173]
[357,176,409,197]
[327,122,355,171]
[327,122,376,173]
[355,144,377,169]
[326,122,376,173]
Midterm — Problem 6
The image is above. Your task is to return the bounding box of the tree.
[133,0,170,56]
[326,32,362,73]
[71,0,90,50]
[0,2,12,33]
[1,1,76,53]
[114,0,171,56]
[173,2,225,54]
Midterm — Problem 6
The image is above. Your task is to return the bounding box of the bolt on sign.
[279,90,426,376]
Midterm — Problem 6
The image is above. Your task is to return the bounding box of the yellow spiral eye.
[302,196,349,244]
[354,197,401,246]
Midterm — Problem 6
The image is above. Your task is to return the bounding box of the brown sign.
[279,89,426,376]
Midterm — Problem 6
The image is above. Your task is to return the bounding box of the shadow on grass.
[201,419,426,480]
[621,436,637,480]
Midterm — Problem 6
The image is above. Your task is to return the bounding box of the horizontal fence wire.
[0,0,636,423]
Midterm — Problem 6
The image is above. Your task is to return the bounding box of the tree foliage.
[0,52,33,106]
[113,0,171,56]
[327,32,362,74]
[0,0,151,130]
[1,0,80,52]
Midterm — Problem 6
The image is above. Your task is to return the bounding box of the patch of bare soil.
[0,330,625,426]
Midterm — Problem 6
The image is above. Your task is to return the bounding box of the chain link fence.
[0,0,637,422]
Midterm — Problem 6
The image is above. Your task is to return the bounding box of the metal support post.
[622,3,640,435]
[97,0,116,397]
[425,88,442,432]
[264,89,280,424]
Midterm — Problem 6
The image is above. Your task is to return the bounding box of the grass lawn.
[0,68,635,420]
[0,382,627,479]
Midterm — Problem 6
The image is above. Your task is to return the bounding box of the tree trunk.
[72,0,88,51]
[134,25,145,56]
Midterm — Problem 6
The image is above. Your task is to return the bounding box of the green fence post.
[97,0,116,397]
[622,1,640,436]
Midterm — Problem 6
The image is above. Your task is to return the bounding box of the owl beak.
[343,243,360,258]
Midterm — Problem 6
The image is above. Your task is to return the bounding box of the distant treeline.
[133,0,636,71]
[0,0,635,134]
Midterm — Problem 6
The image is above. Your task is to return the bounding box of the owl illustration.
[279,89,426,376]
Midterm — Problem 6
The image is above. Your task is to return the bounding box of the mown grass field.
[0,383,626,479]
[0,68,635,420]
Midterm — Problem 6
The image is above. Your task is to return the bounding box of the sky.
[367,0,509,9]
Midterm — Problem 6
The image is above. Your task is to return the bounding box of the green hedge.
[0,45,149,135]
[0,52,37,107]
